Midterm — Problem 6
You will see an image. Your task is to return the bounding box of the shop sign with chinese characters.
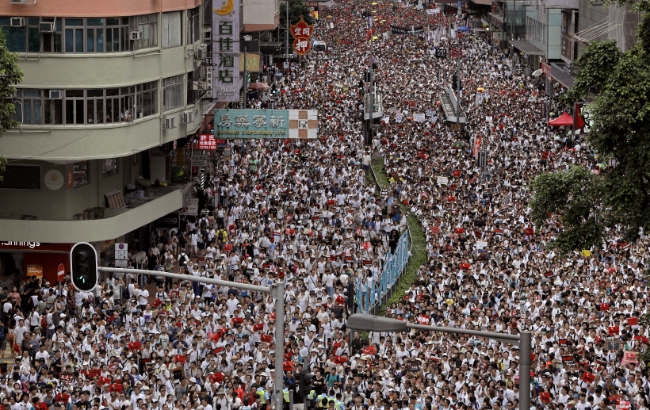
[212,0,242,102]
[213,109,318,139]
[291,16,315,55]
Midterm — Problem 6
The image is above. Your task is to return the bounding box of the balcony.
[545,0,579,9]
[0,183,187,243]
[0,109,202,161]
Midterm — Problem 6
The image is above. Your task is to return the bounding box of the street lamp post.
[347,314,532,410]
[102,267,286,410]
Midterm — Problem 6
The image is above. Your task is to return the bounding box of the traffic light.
[70,242,98,292]
[452,74,462,91]
[364,71,371,83]
[358,80,364,91]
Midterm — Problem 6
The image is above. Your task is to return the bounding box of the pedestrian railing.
[355,230,410,313]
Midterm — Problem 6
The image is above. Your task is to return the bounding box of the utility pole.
[348,314,532,410]
[98,266,286,410]
[243,47,248,108]
[455,35,462,121]
[368,52,374,146]
[286,0,290,70]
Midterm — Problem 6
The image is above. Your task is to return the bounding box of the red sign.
[290,16,315,40]
[542,63,551,77]
[293,39,312,55]
[198,134,217,150]
[57,263,65,282]
[67,168,74,189]
[473,136,482,159]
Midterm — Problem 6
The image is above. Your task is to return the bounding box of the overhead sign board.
[213,109,318,139]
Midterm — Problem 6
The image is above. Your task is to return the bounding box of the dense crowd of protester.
[1,1,648,410]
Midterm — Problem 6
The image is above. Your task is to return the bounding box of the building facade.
[0,0,207,282]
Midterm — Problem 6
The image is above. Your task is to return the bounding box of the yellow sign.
[27,264,43,278]
[240,53,261,73]
[581,250,591,257]
[214,0,234,15]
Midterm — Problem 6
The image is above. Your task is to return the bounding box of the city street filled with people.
[1,1,648,410]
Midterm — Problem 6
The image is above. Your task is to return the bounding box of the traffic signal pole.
[95,266,286,410]
[347,314,531,410]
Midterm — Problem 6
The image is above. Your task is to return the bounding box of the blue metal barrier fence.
[356,231,410,313]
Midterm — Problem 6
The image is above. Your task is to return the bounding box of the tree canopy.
[0,29,23,182]
[531,8,650,252]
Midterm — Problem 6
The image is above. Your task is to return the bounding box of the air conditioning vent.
[10,17,25,27]
[195,49,205,60]
[39,22,55,33]
[180,111,194,124]
[192,81,207,91]
[164,117,176,130]
[48,90,62,99]
[129,30,143,41]
[10,0,33,4]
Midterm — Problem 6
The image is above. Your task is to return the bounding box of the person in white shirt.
[137,284,149,309]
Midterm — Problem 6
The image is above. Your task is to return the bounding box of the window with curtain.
[162,11,182,49]
[187,7,201,44]
[163,75,184,111]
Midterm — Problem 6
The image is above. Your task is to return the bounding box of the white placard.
[192,154,209,167]
[115,250,129,260]
[476,240,488,249]
[437,176,448,185]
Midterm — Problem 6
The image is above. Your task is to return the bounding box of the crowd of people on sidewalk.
[1,1,649,410]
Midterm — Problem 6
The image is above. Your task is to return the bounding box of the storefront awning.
[551,64,576,88]
[487,12,504,24]
[510,40,545,56]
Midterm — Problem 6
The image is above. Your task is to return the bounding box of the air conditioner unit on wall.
[10,0,34,4]
[180,111,194,124]
[39,22,55,33]
[10,17,25,27]
[195,49,205,60]
[164,116,176,130]
[48,90,62,99]
[129,30,143,41]
[193,81,207,91]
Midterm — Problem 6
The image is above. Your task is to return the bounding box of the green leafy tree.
[531,7,650,253]
[0,29,23,182]
[279,0,316,46]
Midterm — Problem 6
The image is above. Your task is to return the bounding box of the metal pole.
[244,47,248,108]
[407,323,520,343]
[97,267,270,293]
[368,51,374,146]
[519,331,532,410]
[271,282,286,410]
[455,36,461,119]
[100,266,287,409]
[286,0,290,70]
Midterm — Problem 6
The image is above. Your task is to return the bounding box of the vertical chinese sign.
[212,0,241,102]
[291,16,315,56]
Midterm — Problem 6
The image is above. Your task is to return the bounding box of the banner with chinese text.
[212,0,241,102]
[212,109,318,139]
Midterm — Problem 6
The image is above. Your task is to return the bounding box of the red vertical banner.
[473,135,482,158]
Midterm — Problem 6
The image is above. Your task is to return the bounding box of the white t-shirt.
[138,289,149,305]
